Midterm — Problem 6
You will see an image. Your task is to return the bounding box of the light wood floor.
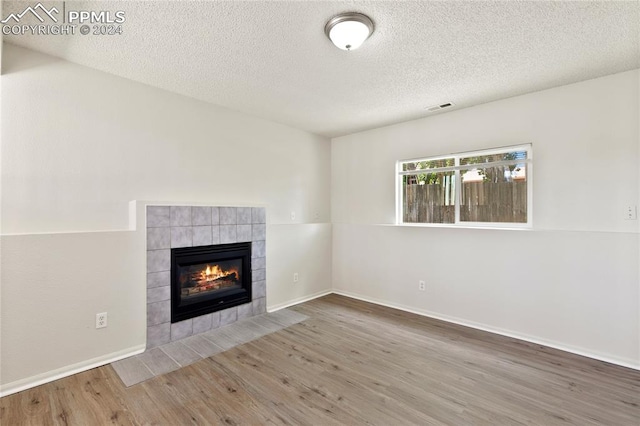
[2,294,639,425]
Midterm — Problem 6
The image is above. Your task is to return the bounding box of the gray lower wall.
[146,205,266,349]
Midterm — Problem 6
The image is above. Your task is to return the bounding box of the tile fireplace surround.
[146,205,266,349]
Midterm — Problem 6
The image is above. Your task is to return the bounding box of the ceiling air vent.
[425,102,454,112]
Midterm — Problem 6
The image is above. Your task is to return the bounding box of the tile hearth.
[112,309,308,387]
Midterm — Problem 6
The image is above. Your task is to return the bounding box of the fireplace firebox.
[171,242,252,323]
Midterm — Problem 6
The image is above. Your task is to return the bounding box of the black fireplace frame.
[171,242,252,323]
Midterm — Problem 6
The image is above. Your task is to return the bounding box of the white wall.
[2,45,331,233]
[332,70,640,368]
[0,44,332,393]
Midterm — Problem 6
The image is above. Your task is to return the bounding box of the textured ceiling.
[3,0,639,137]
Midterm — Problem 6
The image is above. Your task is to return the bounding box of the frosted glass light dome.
[325,13,374,51]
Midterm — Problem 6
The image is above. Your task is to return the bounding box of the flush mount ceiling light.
[325,12,374,51]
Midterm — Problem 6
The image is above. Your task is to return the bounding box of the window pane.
[402,158,454,172]
[460,164,527,223]
[460,150,527,166]
[403,171,455,223]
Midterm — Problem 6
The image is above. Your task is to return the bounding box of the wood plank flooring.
[1,294,639,425]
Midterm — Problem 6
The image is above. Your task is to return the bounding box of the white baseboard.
[1,289,331,398]
[0,344,146,398]
[267,289,333,313]
[332,289,640,371]
[3,288,637,397]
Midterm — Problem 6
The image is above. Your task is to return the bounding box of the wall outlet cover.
[96,312,108,329]
[625,205,637,220]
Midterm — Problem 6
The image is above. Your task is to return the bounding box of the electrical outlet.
[96,312,108,329]
[293,272,299,283]
[625,205,637,220]
[290,211,296,221]
[419,280,426,291]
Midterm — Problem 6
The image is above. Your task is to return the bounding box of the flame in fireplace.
[198,264,239,284]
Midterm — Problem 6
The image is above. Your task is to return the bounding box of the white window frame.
[396,144,533,228]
